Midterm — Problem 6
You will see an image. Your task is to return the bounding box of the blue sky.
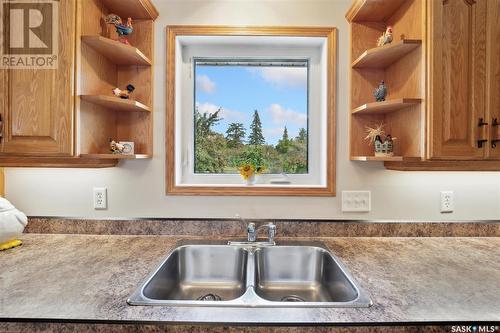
[195,64,308,145]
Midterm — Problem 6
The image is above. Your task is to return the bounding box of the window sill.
[166,184,336,196]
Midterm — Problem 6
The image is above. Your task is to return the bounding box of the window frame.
[166,26,337,196]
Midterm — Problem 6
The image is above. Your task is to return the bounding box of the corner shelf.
[100,0,159,20]
[80,95,151,113]
[81,35,151,66]
[346,0,406,22]
[352,39,421,69]
[352,98,422,115]
[351,156,420,162]
[80,154,152,160]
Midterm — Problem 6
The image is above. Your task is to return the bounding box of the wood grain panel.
[346,0,406,22]
[486,0,500,160]
[0,0,75,156]
[428,0,486,160]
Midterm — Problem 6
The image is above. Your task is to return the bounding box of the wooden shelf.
[100,0,159,20]
[81,36,151,66]
[80,95,151,112]
[352,98,422,115]
[80,154,152,160]
[351,156,420,162]
[352,40,421,69]
[346,0,406,22]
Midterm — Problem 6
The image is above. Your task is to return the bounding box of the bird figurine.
[373,80,387,102]
[105,14,133,45]
[377,26,393,47]
[112,84,135,99]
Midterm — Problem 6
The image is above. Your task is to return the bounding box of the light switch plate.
[342,191,371,212]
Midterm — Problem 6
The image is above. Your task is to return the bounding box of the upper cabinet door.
[428,0,487,160]
[0,0,75,156]
[486,0,500,160]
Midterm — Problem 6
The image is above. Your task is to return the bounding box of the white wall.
[4,0,500,220]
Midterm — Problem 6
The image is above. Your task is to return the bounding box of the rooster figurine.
[377,26,393,47]
[373,80,387,102]
[105,14,133,45]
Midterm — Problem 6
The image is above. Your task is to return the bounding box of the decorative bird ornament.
[105,14,133,45]
[373,80,387,102]
[377,26,393,47]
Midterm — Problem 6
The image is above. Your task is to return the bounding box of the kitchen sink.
[128,241,371,307]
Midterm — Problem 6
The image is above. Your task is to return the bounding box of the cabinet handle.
[478,139,488,148]
[492,118,499,148]
[0,114,2,143]
[478,118,489,126]
[492,118,499,127]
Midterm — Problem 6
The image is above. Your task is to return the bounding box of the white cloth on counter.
[0,197,28,244]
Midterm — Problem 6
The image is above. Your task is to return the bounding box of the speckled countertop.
[1,234,499,324]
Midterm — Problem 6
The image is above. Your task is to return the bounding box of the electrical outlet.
[93,187,107,210]
[342,191,371,212]
[440,191,454,213]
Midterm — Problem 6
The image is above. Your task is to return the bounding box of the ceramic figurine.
[105,14,133,45]
[377,26,393,47]
[112,84,135,99]
[109,139,125,154]
[373,80,387,102]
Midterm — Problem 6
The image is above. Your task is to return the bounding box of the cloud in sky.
[196,102,248,123]
[249,67,307,89]
[196,74,216,94]
[267,103,307,127]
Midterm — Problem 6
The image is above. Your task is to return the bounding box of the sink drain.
[280,295,305,302]
[196,293,222,301]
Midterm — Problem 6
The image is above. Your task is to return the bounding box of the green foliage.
[194,108,307,175]
[194,108,227,173]
[248,110,265,145]
[276,126,291,154]
[226,122,246,148]
[296,128,307,143]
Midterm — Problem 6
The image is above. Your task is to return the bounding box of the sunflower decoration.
[239,147,266,181]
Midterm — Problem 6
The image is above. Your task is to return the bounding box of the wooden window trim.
[166,26,337,196]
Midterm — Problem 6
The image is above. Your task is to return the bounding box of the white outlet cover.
[93,187,107,210]
[342,191,371,212]
[440,190,454,213]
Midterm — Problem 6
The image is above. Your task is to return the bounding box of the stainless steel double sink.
[128,241,372,308]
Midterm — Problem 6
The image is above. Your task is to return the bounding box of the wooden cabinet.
[0,0,158,167]
[346,0,500,170]
[486,0,500,160]
[428,0,487,160]
[0,0,75,157]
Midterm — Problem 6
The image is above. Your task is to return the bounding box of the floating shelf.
[352,98,422,115]
[80,95,151,113]
[80,154,152,160]
[351,156,420,162]
[352,40,421,69]
[81,36,151,66]
[346,0,406,22]
[100,0,159,20]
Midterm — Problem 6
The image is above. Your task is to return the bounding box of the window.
[194,58,309,175]
[166,26,336,196]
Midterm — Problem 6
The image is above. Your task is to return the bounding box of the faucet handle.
[247,223,256,242]
[267,223,276,242]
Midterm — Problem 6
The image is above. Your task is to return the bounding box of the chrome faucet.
[247,222,276,244]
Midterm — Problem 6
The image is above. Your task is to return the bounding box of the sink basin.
[134,244,248,305]
[254,246,358,303]
[128,241,371,308]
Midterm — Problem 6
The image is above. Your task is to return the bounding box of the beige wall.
[4,0,500,220]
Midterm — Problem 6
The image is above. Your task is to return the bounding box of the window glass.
[194,59,309,175]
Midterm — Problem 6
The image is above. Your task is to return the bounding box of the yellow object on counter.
[0,239,22,251]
